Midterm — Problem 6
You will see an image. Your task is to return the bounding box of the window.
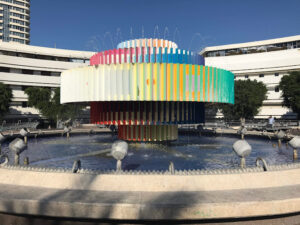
[41,71,51,76]
[275,73,279,76]
[51,72,61,77]
[22,101,28,108]
[10,37,25,44]
[0,67,10,72]
[259,74,264,77]
[245,75,249,79]
[10,31,25,37]
[10,18,25,25]
[21,86,28,91]
[22,69,33,74]
[275,86,279,92]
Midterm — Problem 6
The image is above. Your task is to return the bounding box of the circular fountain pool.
[0,134,296,171]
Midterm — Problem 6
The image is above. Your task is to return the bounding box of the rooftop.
[200,35,300,55]
[0,41,95,59]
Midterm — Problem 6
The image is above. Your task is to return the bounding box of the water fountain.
[8,138,27,165]
[66,38,234,142]
[232,139,252,168]
[111,140,128,171]
[0,38,300,224]
[276,129,286,147]
[20,127,29,144]
[289,136,300,160]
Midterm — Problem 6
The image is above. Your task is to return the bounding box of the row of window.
[234,73,280,79]
[0,3,29,14]
[234,73,282,92]
[0,31,29,37]
[0,23,29,32]
[205,41,300,57]
[9,30,28,37]
[0,0,28,7]
[10,18,29,26]
[0,50,89,63]
[234,76,281,92]
[0,36,27,43]
[10,12,30,20]
[9,101,29,108]
[8,24,29,32]
[247,73,279,78]
[0,66,61,76]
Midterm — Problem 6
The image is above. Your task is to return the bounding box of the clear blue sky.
[31,0,300,52]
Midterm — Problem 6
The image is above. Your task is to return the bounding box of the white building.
[0,41,94,120]
[0,0,30,44]
[201,35,300,119]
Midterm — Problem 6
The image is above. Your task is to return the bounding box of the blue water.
[0,134,295,171]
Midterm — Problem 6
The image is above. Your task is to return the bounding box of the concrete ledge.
[0,183,300,220]
[1,167,300,192]
[1,127,111,139]
[2,126,294,141]
[0,167,300,220]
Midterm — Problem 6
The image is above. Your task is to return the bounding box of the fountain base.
[118,125,178,142]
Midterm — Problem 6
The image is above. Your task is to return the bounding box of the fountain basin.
[0,131,296,171]
[0,128,299,223]
[0,165,300,221]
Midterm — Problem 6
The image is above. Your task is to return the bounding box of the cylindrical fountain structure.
[61,38,234,141]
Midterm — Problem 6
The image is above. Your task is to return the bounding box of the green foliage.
[0,82,12,119]
[279,71,300,119]
[205,103,219,119]
[221,79,267,120]
[25,87,83,124]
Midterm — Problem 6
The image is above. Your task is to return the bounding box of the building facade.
[0,0,30,44]
[0,41,94,120]
[201,35,300,119]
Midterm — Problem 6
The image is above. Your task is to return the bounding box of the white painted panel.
[0,55,89,72]
[205,49,300,73]
[0,72,60,87]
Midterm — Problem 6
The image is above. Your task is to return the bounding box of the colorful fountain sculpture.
[61,38,234,142]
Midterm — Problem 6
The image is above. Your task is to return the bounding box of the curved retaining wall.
[0,165,300,220]
[1,165,300,192]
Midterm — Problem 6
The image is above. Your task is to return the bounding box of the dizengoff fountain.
[61,38,234,141]
[0,39,300,224]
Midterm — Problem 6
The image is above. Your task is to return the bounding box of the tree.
[221,79,267,120]
[205,103,220,119]
[25,87,83,126]
[0,82,12,119]
[279,71,300,119]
